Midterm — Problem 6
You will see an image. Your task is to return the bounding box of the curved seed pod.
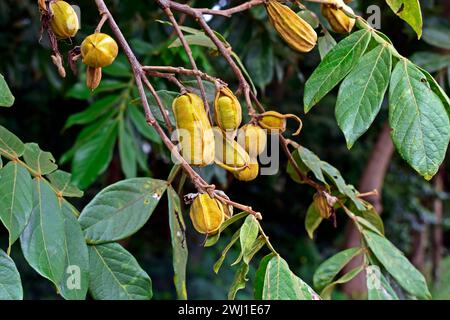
[237,124,267,157]
[213,127,250,172]
[86,66,102,91]
[321,1,355,34]
[313,192,332,219]
[50,1,79,39]
[81,33,119,68]
[258,111,303,135]
[234,159,259,182]
[214,87,242,132]
[189,194,225,235]
[266,0,317,53]
[172,93,215,166]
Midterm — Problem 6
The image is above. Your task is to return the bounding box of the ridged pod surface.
[313,192,332,219]
[213,127,250,172]
[189,194,225,234]
[81,33,119,68]
[173,93,215,166]
[214,87,242,132]
[234,160,259,182]
[258,111,303,135]
[266,0,317,53]
[50,1,79,39]
[237,124,267,157]
[321,1,355,34]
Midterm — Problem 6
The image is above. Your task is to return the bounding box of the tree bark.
[432,166,445,283]
[342,122,394,298]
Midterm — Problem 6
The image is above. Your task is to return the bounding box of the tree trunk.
[432,166,445,283]
[342,122,394,298]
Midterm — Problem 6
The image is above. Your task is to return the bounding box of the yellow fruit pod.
[214,87,242,132]
[321,1,355,34]
[258,111,303,135]
[234,159,259,182]
[213,127,250,172]
[81,33,119,68]
[313,192,332,219]
[237,124,267,157]
[50,0,79,39]
[173,93,215,166]
[266,0,317,53]
[189,193,225,235]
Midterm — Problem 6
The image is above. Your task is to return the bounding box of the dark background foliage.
[0,0,449,299]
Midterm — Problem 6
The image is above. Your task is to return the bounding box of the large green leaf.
[263,256,319,300]
[254,253,275,300]
[47,170,83,198]
[119,120,137,179]
[0,162,33,246]
[304,30,372,112]
[313,247,362,292]
[59,202,89,300]
[0,74,14,107]
[422,23,450,50]
[213,229,240,274]
[336,45,392,148]
[245,36,274,90]
[20,179,66,286]
[363,230,431,299]
[228,262,250,300]
[240,215,259,264]
[416,66,450,116]
[410,52,450,73]
[389,60,450,180]
[305,202,322,240]
[167,186,188,300]
[386,0,422,38]
[23,143,58,176]
[71,120,119,189]
[366,266,399,300]
[297,146,327,184]
[320,265,364,299]
[128,105,161,143]
[88,243,152,300]
[0,249,22,299]
[0,125,25,158]
[79,178,167,244]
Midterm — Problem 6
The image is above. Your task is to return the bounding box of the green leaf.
[23,143,58,176]
[88,243,152,300]
[320,265,364,299]
[119,120,137,179]
[47,170,83,198]
[305,203,323,240]
[71,120,119,189]
[422,24,450,50]
[0,162,33,246]
[336,45,392,148]
[263,256,320,300]
[79,178,167,244]
[245,36,274,90]
[297,146,327,184]
[254,253,276,300]
[169,33,217,50]
[145,90,177,128]
[59,202,89,300]
[352,203,384,235]
[64,95,119,130]
[320,161,366,210]
[20,179,66,286]
[128,105,161,143]
[0,249,22,299]
[416,66,450,116]
[0,125,25,158]
[385,0,422,38]
[213,229,240,274]
[228,262,249,300]
[389,60,450,180]
[304,30,372,112]
[313,247,362,292]
[363,230,431,299]
[410,52,450,73]
[240,215,259,264]
[205,211,248,247]
[167,187,188,300]
[0,74,14,107]
[318,31,337,60]
[366,266,399,300]
[286,149,309,184]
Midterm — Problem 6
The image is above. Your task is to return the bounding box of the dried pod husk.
[214,190,234,219]
[234,159,259,182]
[213,127,250,172]
[49,1,79,39]
[237,124,267,157]
[86,66,102,90]
[258,111,303,135]
[173,93,215,166]
[313,192,332,219]
[81,33,119,68]
[189,193,225,235]
[321,1,355,34]
[214,87,242,132]
[266,0,317,53]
